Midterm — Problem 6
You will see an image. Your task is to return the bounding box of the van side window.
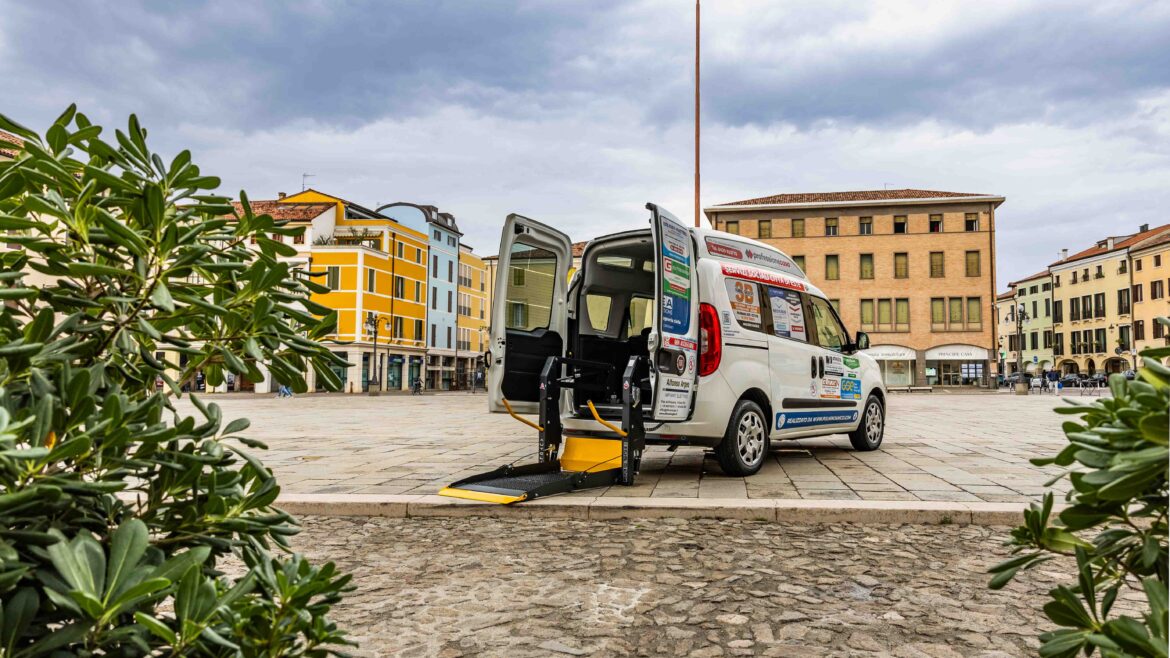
[585,294,613,333]
[765,286,807,341]
[628,297,654,335]
[724,278,763,331]
[808,296,850,352]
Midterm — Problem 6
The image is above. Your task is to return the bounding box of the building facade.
[1050,224,1169,376]
[243,190,431,394]
[1000,271,1055,375]
[995,290,1017,378]
[705,189,1003,387]
[456,244,489,388]
[1127,231,1170,359]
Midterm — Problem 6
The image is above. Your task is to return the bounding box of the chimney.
[1140,223,1149,232]
[1106,237,1115,249]
[277,192,287,199]
[1060,248,1069,260]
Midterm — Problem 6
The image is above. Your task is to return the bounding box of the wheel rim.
[736,411,766,466]
[864,400,883,445]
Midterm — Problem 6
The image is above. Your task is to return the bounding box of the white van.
[483,204,886,479]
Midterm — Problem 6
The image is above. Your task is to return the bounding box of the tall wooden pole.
[694,0,701,227]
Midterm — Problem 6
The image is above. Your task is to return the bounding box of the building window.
[433,230,441,240]
[930,252,945,278]
[877,299,892,326]
[929,214,942,233]
[1094,292,1106,317]
[1136,258,1143,271]
[416,247,423,263]
[1070,297,1081,321]
[894,253,908,279]
[1032,300,1038,318]
[293,231,305,245]
[414,319,423,342]
[949,298,963,326]
[447,290,453,312]
[893,216,907,234]
[931,298,945,328]
[325,266,340,290]
[791,218,804,237]
[1152,280,1166,299]
[397,241,404,258]
[825,217,838,236]
[859,254,874,279]
[965,213,979,231]
[392,316,403,339]
[895,298,909,329]
[1156,254,1163,267]
[415,281,422,302]
[1071,271,1079,284]
[431,286,437,310]
[758,220,772,238]
[792,255,805,272]
[1053,300,1063,323]
[1118,325,1131,350]
[512,266,525,286]
[1119,260,1128,274]
[965,251,980,277]
[1155,321,1166,340]
[1054,332,1064,356]
[1133,283,1144,302]
[825,255,839,280]
[1095,328,1107,352]
[860,299,874,326]
[432,255,439,277]
[1118,288,1131,315]
[859,216,872,235]
[1045,298,1051,317]
[448,261,454,283]
[367,269,376,292]
[1095,265,1103,279]
[725,220,740,235]
[967,298,982,328]
[430,323,437,347]
[830,299,840,312]
[1135,320,1145,341]
[394,275,405,298]
[446,326,452,349]
[1030,331,1038,351]
[1044,330,1053,349]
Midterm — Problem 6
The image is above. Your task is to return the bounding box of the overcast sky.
[2,0,1167,285]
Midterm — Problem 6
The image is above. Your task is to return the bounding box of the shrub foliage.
[0,107,354,656]
[991,320,1169,658]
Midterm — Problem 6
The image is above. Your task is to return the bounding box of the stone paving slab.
[180,390,1076,503]
[280,515,1133,657]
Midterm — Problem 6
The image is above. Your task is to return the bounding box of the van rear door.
[647,203,700,422]
[487,214,572,414]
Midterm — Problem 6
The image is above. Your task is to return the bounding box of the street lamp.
[1015,303,1029,395]
[364,315,389,396]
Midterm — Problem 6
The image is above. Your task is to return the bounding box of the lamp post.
[1015,303,1029,395]
[365,315,388,396]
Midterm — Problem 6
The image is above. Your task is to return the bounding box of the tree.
[990,320,1169,658]
[0,106,354,655]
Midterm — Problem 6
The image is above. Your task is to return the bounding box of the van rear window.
[724,278,763,331]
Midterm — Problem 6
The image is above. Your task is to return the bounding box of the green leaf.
[134,611,177,644]
[104,519,149,603]
[150,280,175,311]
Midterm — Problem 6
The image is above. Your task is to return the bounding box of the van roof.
[690,227,825,297]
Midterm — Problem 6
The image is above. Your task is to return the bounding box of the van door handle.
[810,357,817,378]
[818,357,825,379]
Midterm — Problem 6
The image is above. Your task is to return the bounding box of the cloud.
[0,0,1167,283]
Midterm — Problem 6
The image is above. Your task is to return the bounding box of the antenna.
[302,173,315,191]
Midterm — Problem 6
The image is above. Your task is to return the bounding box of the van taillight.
[698,302,721,376]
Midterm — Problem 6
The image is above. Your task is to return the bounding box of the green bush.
[990,319,1169,658]
[0,107,354,656]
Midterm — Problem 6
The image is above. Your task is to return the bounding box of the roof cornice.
[705,195,1005,213]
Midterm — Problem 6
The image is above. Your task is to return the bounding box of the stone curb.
[276,493,1030,526]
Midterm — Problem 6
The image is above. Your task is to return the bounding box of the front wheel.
[716,400,770,476]
[848,394,885,451]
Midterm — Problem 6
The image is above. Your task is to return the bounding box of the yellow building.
[234,189,430,393]
[1128,230,1170,362]
[457,244,489,387]
[1050,223,1168,376]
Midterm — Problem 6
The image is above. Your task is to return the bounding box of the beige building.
[999,271,1055,376]
[1128,230,1170,361]
[705,189,1003,387]
[1050,224,1170,375]
[995,290,1018,378]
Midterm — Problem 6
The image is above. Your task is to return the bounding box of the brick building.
[705,189,1004,388]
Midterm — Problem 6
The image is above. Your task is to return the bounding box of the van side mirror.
[855,332,870,351]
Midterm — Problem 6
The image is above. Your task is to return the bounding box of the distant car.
[1059,373,1083,387]
[1003,373,1031,387]
[1123,369,1137,380]
[1088,373,1109,385]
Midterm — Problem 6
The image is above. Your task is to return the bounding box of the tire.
[848,394,885,451]
[716,399,770,476]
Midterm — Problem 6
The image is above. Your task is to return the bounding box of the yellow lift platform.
[439,357,646,504]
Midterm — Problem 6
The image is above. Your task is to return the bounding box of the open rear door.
[647,203,700,422]
[487,214,572,414]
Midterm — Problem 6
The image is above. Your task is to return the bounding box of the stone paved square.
[183,390,1078,503]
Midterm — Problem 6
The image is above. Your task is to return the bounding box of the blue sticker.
[775,410,858,429]
[840,378,862,400]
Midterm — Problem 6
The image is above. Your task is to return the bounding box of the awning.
[863,344,917,361]
[925,344,989,360]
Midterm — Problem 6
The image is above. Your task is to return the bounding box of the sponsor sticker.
[823,355,845,377]
[720,263,807,292]
[775,410,858,429]
[841,378,862,400]
[820,378,840,399]
[843,356,860,370]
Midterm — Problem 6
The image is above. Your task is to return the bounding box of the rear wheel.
[848,394,884,451]
[716,399,769,476]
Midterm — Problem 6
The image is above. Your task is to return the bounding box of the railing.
[457,305,472,316]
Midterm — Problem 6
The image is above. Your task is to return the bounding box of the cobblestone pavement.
[183,391,1079,503]
[292,515,1070,657]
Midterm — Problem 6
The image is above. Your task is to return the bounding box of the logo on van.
[775,411,858,429]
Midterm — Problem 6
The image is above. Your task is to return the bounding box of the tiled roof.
[1008,270,1051,287]
[1129,229,1170,253]
[716,188,995,207]
[230,200,334,221]
[997,291,1016,301]
[572,241,587,257]
[1050,224,1170,267]
[0,130,23,158]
